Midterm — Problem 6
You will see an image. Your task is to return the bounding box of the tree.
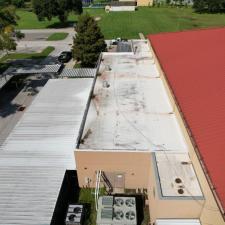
[0,6,18,52]
[72,14,106,67]
[12,0,25,8]
[0,0,25,8]
[0,0,10,6]
[193,0,225,13]
[32,0,83,24]
[166,0,171,5]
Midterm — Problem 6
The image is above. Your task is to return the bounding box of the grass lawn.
[47,32,69,41]
[142,206,150,225]
[74,63,82,68]
[16,7,225,38]
[79,188,96,225]
[0,46,55,63]
[79,188,106,225]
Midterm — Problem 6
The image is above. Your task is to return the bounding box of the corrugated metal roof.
[149,28,225,211]
[60,68,97,78]
[3,64,62,75]
[0,79,93,225]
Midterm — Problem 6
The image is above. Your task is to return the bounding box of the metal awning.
[60,68,97,78]
[3,64,62,75]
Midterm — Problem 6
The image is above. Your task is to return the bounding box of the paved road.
[16,28,75,64]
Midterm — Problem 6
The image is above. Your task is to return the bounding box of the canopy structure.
[3,64,62,75]
[0,78,94,225]
[60,68,97,78]
[0,64,63,90]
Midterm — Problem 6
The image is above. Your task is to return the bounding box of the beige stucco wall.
[148,40,225,225]
[137,0,153,6]
[75,151,151,189]
[76,150,208,224]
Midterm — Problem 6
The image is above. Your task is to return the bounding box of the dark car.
[58,51,72,63]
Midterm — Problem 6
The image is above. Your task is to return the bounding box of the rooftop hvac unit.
[65,204,84,225]
[100,207,114,224]
[113,197,136,225]
[97,196,137,225]
[102,196,114,207]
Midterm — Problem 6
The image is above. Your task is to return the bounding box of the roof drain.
[178,188,184,195]
[175,178,182,184]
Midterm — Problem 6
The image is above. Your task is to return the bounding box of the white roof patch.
[155,152,203,198]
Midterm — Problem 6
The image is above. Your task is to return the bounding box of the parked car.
[58,51,72,63]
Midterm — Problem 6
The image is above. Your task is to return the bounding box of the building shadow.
[0,74,52,118]
[0,75,27,118]
[51,170,80,225]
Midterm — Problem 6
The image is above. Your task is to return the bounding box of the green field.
[47,32,68,41]
[0,46,55,63]
[16,7,225,38]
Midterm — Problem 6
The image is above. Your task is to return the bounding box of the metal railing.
[101,171,113,194]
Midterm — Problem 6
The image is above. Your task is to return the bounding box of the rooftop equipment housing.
[65,204,84,225]
[97,196,137,225]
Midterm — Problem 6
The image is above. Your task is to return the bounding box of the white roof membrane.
[79,40,188,152]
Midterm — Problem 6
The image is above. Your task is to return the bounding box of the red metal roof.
[148,28,225,212]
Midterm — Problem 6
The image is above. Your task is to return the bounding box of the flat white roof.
[155,152,203,198]
[79,40,188,152]
[156,219,201,225]
[0,79,93,225]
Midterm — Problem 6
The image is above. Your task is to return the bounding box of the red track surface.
[148,28,225,211]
